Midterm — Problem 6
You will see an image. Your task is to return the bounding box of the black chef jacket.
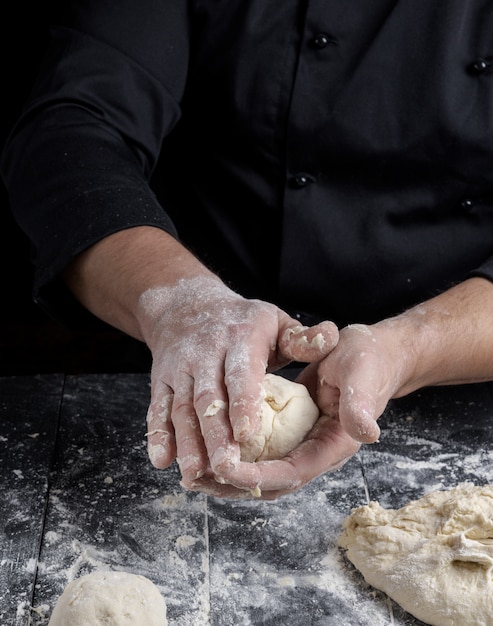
[2,0,493,329]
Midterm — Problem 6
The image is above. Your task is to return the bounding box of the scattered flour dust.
[175,535,198,549]
[211,542,393,625]
[30,486,211,626]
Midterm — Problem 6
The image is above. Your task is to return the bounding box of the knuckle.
[177,454,206,483]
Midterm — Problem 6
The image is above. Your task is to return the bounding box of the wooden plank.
[14,373,493,625]
[208,382,493,626]
[0,375,63,626]
[207,461,386,626]
[31,374,209,626]
[362,383,493,506]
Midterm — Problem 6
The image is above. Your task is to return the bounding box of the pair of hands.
[64,227,493,499]
[142,276,410,499]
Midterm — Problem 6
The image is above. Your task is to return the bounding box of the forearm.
[377,276,493,396]
[303,276,493,448]
[63,226,217,341]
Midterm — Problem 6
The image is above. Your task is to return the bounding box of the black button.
[311,33,335,49]
[292,173,314,188]
[461,198,474,211]
[468,57,492,75]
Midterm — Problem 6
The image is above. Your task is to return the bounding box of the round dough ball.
[239,373,320,462]
[338,483,493,626]
[48,570,167,626]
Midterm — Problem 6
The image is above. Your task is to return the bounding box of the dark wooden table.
[2,373,493,625]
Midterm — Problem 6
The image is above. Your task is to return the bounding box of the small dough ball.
[48,570,167,626]
[240,373,320,462]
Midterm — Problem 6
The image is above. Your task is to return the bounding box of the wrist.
[64,226,216,341]
[373,310,438,398]
[374,277,493,395]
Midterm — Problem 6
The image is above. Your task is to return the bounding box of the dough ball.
[48,570,167,626]
[240,373,319,462]
[338,483,493,626]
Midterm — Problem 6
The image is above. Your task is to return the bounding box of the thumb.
[338,383,382,444]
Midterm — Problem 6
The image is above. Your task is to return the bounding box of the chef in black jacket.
[3,0,493,498]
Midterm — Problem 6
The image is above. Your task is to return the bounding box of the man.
[3,0,493,498]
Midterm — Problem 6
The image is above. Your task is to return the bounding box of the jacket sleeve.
[1,0,189,322]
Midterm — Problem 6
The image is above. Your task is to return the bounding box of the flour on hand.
[338,482,493,626]
[239,373,320,462]
[48,570,167,626]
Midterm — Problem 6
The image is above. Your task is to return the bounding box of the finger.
[283,414,361,477]
[338,384,381,443]
[298,360,378,440]
[225,314,337,444]
[320,351,382,443]
[171,373,210,488]
[279,320,339,363]
[184,472,296,500]
[295,363,341,418]
[146,380,176,469]
[314,340,383,443]
[194,377,304,494]
[193,379,242,479]
[295,362,322,400]
[183,472,259,499]
[224,346,267,443]
[220,413,361,494]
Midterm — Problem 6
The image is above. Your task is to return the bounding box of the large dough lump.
[239,373,319,462]
[338,483,493,626]
[48,570,167,626]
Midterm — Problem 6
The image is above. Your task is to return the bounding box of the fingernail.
[233,415,250,441]
[211,445,238,473]
[177,454,204,479]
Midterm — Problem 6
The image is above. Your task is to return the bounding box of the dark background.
[0,3,151,375]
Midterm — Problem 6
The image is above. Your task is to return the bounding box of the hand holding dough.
[338,483,493,626]
[48,571,167,626]
[239,373,320,462]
